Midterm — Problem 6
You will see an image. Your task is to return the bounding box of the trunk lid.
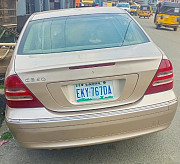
[14,42,162,112]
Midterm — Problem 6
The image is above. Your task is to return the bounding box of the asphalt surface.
[0,15,180,164]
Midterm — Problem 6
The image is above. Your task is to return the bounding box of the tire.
[139,16,141,18]
[174,27,177,31]
[148,16,149,19]
[156,24,160,29]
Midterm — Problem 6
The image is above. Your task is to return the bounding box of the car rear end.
[139,6,151,18]
[156,14,179,27]
[5,8,177,149]
[139,10,150,17]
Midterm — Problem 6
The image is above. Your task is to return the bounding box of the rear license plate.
[75,81,114,102]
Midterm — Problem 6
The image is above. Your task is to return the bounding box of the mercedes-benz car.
[5,7,177,149]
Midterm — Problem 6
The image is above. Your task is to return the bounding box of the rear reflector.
[5,74,43,108]
[145,59,173,95]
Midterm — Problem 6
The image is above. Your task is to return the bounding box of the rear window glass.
[140,6,150,10]
[18,14,149,55]
[159,7,180,15]
[130,6,138,9]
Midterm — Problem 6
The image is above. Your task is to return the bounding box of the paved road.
[0,15,180,164]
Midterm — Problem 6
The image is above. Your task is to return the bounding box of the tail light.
[160,15,163,19]
[176,17,179,22]
[145,59,173,95]
[5,74,43,108]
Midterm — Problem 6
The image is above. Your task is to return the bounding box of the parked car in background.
[0,25,19,75]
[117,3,130,12]
[5,7,177,149]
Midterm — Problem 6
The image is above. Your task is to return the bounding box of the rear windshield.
[159,7,180,15]
[140,6,150,11]
[18,14,149,55]
[130,6,138,9]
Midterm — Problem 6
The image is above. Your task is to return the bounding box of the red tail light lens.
[176,17,179,22]
[5,74,43,108]
[145,59,173,95]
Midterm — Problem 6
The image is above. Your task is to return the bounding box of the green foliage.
[1,132,13,140]
[0,84,4,89]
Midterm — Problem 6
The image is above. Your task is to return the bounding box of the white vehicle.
[117,3,130,12]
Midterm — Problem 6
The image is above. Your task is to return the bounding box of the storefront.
[17,0,76,32]
[17,0,76,16]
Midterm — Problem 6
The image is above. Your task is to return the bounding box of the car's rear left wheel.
[156,24,160,29]
[174,27,177,31]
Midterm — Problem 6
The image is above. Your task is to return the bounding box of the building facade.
[135,0,179,6]
[0,0,17,25]
[17,0,76,16]
[157,0,179,3]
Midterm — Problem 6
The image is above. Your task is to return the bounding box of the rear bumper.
[6,91,178,149]
[158,23,179,27]
[139,13,150,17]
